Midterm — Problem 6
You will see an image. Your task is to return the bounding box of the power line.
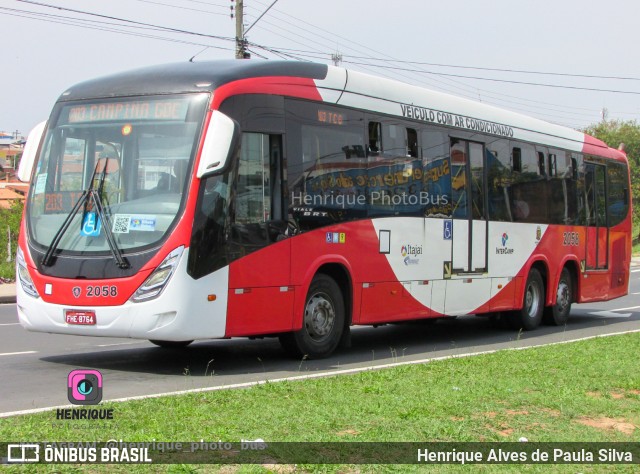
[8,0,636,127]
[0,7,234,51]
[131,0,230,16]
[338,60,640,95]
[16,0,234,42]
[243,1,638,121]
[323,55,640,82]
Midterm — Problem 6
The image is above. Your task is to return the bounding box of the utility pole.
[233,0,279,60]
[234,0,248,59]
[331,52,342,67]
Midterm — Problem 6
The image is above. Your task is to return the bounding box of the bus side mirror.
[197,111,239,178]
[18,121,47,182]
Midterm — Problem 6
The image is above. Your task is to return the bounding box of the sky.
[2,0,640,137]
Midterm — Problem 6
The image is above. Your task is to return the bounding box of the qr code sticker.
[112,215,131,234]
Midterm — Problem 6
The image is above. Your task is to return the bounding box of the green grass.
[0,333,638,473]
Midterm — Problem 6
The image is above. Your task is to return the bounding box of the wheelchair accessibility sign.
[81,212,102,237]
[443,219,452,240]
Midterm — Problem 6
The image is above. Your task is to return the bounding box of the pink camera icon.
[67,369,103,405]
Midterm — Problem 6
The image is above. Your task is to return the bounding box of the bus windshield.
[26,94,208,257]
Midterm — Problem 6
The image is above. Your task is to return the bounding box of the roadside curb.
[0,283,16,304]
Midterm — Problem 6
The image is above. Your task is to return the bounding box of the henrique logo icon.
[67,369,103,405]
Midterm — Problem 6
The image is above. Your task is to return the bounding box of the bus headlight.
[17,247,40,298]
[131,246,184,302]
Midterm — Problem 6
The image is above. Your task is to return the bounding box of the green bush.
[0,200,25,280]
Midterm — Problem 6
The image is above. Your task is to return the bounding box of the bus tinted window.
[287,101,366,228]
[486,138,512,221]
[608,161,629,227]
[421,129,452,217]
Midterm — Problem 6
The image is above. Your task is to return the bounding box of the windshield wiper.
[41,158,130,269]
[87,164,129,269]
[41,189,88,267]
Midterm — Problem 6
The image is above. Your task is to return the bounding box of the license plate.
[65,310,96,325]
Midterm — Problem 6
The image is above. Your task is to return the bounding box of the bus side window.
[407,128,418,158]
[486,138,512,222]
[537,151,546,176]
[368,121,381,156]
[512,147,522,173]
[548,154,557,177]
[421,129,452,218]
[236,133,271,225]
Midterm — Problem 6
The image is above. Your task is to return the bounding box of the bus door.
[226,132,293,335]
[584,162,608,270]
[450,139,488,273]
[447,139,490,315]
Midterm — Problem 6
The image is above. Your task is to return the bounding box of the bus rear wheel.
[543,268,572,325]
[509,268,544,331]
[149,340,193,348]
[279,274,345,359]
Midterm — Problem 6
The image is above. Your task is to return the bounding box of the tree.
[583,120,640,242]
[0,200,24,280]
[583,119,640,165]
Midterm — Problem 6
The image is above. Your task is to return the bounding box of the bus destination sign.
[67,100,189,124]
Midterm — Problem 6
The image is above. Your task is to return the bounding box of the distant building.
[0,131,25,179]
[0,187,25,209]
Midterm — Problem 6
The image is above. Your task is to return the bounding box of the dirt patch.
[260,465,299,474]
[505,410,529,416]
[610,391,625,399]
[450,416,465,421]
[575,417,636,435]
[336,429,360,436]
[540,408,561,417]
[586,391,602,398]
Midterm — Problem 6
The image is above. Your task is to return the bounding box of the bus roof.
[58,60,624,161]
[59,60,328,100]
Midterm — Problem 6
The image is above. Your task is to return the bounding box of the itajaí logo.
[401,244,422,265]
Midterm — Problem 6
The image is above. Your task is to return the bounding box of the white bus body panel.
[316,67,588,153]
[17,248,229,341]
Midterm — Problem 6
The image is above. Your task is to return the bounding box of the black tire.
[279,274,345,359]
[543,268,572,325]
[509,268,544,331]
[149,339,193,348]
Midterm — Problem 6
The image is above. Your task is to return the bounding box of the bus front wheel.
[509,268,544,331]
[279,274,345,359]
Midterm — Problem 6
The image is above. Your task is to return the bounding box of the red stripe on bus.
[211,76,322,110]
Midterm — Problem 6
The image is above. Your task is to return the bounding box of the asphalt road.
[1,272,639,415]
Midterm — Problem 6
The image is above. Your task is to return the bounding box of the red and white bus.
[16,60,632,357]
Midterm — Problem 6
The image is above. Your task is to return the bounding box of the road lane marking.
[1,328,639,418]
[588,311,632,318]
[0,351,37,357]
[608,305,640,312]
[0,323,20,326]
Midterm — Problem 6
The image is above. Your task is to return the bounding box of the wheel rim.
[525,281,541,319]
[556,280,570,313]
[305,292,335,341]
